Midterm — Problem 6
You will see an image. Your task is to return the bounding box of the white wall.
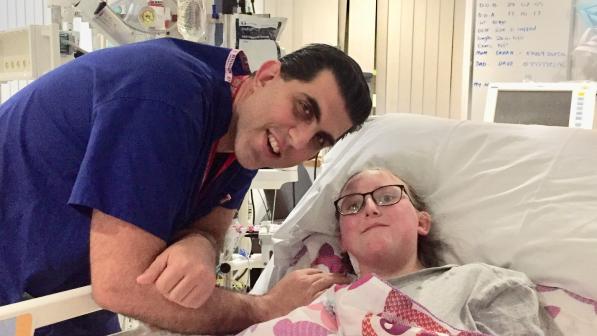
[346,0,375,74]
[263,0,339,54]
[261,0,376,75]
[0,0,51,103]
[375,0,473,119]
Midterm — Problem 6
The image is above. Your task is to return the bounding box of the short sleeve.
[220,165,257,210]
[69,97,206,241]
[469,271,551,335]
[190,162,256,221]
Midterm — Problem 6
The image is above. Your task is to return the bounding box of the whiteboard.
[470,0,575,121]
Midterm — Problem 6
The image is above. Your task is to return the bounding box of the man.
[0,38,371,335]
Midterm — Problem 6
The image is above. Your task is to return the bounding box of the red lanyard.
[200,143,236,193]
[199,74,247,192]
[230,75,249,99]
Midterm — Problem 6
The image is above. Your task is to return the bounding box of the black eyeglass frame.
[334,184,409,216]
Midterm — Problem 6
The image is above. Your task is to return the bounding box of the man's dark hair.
[279,44,372,133]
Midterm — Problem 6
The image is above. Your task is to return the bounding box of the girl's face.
[338,170,430,274]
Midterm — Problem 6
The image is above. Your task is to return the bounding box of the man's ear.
[417,211,431,236]
[254,60,281,87]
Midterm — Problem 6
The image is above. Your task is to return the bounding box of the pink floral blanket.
[237,274,488,336]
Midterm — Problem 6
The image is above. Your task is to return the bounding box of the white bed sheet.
[264,113,597,301]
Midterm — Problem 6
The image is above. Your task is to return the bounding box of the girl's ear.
[417,211,431,236]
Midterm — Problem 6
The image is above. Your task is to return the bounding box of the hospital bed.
[2,113,596,335]
[257,113,597,334]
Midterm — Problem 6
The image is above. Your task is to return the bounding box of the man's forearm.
[90,208,270,334]
[176,229,221,256]
[96,281,271,334]
[178,206,236,254]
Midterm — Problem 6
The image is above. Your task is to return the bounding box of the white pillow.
[270,113,597,300]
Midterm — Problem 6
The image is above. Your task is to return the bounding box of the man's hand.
[257,268,351,321]
[136,233,217,309]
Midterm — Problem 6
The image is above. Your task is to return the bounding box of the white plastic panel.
[0,0,51,103]
[0,25,60,82]
[0,286,101,331]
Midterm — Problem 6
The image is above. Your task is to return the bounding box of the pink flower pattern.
[311,243,347,274]
[536,284,597,315]
[272,318,331,336]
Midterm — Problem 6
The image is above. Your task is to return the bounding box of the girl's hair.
[404,181,445,268]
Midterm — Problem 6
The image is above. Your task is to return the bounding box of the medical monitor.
[484,82,597,129]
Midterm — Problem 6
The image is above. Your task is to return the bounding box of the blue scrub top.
[0,38,256,335]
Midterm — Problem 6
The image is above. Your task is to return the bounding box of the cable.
[63,39,89,56]
[272,189,277,222]
[313,153,319,180]
[292,182,296,207]
[257,190,272,220]
[234,268,248,281]
[250,189,255,225]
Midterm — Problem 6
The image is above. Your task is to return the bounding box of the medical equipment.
[177,0,208,42]
[0,0,182,82]
[483,81,597,129]
[1,1,285,86]
[61,0,180,45]
[238,167,298,226]
[218,167,297,292]
[0,25,63,82]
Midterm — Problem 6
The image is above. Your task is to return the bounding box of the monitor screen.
[494,90,572,127]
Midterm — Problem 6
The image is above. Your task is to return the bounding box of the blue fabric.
[0,38,255,335]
